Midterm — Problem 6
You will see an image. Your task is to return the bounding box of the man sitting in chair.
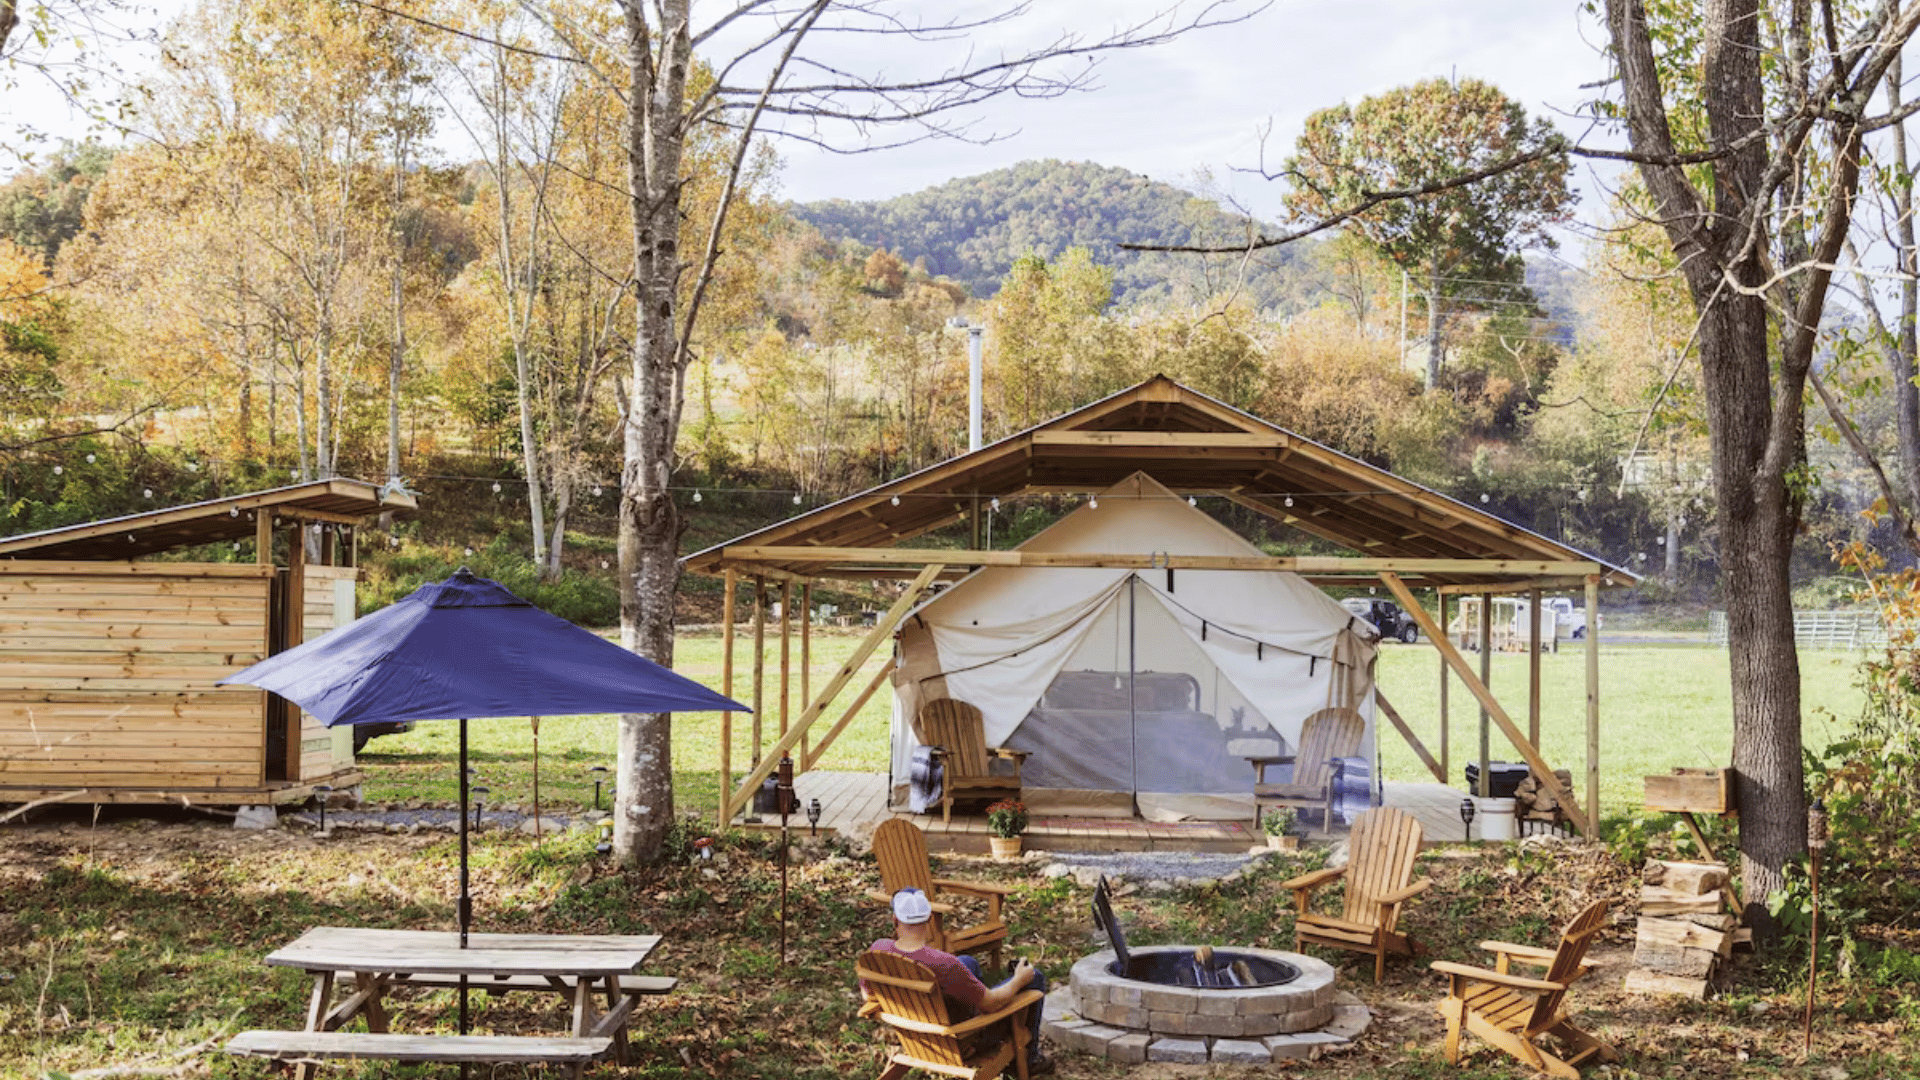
[862,888,1053,1075]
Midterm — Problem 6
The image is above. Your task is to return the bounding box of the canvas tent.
[894,474,1378,821]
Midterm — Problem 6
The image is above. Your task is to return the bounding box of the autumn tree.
[555,0,1259,863]
[1600,0,1920,937]
[1281,77,1575,389]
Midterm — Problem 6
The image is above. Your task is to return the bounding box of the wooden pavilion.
[683,378,1636,839]
[0,479,416,809]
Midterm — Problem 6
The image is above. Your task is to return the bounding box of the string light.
[491,482,502,494]
[464,547,474,557]
[230,507,239,517]
[85,454,95,464]
[1480,493,1490,503]
[792,493,801,505]
[591,486,602,497]
[186,462,198,472]
[142,488,152,499]
[601,560,609,569]
[693,491,703,503]
[1284,496,1293,508]
[1089,495,1098,509]
[890,495,900,506]
[52,465,62,475]
[990,497,1000,511]
[1188,496,1197,506]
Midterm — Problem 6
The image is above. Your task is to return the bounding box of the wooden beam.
[802,662,892,772]
[722,564,943,823]
[1477,591,1492,798]
[1528,587,1542,748]
[1586,574,1601,833]
[1032,431,1290,448]
[0,561,277,578]
[779,580,792,740]
[800,583,813,770]
[1373,687,1445,783]
[718,570,736,825]
[751,576,766,769]
[1380,572,1591,837]
[1437,593,1449,783]
[721,546,1600,576]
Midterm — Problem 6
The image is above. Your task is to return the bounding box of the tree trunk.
[1887,56,1920,513]
[611,0,692,865]
[1423,272,1444,390]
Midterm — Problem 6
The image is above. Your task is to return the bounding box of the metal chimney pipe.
[966,324,984,451]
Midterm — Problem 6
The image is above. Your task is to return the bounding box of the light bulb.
[127,534,136,543]
[890,495,900,506]
[1089,496,1098,509]
[232,542,240,551]
[591,486,602,497]
[52,465,62,475]
[991,497,1000,511]
[229,507,239,517]
[1284,496,1293,508]
[143,488,152,499]
[464,547,474,557]
[1480,493,1490,503]
[85,454,95,464]
[693,491,702,503]
[389,536,399,547]
[187,462,198,472]
[492,482,502,494]
[1188,496,1196,506]
[601,560,609,569]
[792,493,801,505]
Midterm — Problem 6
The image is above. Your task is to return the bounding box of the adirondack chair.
[1280,805,1432,982]
[1249,706,1366,830]
[1431,899,1619,1079]
[871,818,1010,972]
[856,950,1042,1080]
[918,698,1027,824]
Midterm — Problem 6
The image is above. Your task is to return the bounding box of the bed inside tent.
[891,473,1381,823]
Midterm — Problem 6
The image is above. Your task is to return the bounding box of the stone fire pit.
[1040,877,1371,1064]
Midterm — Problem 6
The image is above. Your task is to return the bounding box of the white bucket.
[1475,797,1518,842]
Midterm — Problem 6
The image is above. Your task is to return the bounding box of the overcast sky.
[11,1,1619,230]
[752,1,1619,225]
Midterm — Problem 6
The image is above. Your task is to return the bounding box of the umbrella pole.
[459,717,472,1041]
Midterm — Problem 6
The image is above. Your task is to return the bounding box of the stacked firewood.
[1513,768,1574,827]
[1624,859,1747,999]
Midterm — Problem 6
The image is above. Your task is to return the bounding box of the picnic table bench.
[224,927,669,1077]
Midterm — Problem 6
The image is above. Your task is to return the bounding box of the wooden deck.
[733,772,1480,853]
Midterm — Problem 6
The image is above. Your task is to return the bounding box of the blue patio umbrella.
[220,566,748,945]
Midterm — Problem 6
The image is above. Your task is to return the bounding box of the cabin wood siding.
[0,563,273,791]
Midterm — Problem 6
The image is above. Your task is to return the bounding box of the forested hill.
[790,159,1316,310]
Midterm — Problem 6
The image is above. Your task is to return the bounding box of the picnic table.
[224,926,674,1077]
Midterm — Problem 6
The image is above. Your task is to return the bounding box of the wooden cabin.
[0,480,416,808]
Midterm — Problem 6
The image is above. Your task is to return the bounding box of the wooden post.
[719,570,737,824]
[1380,573,1590,836]
[284,521,306,782]
[800,583,813,769]
[1477,591,1492,799]
[723,564,943,823]
[779,579,792,739]
[1437,592,1449,782]
[752,575,767,769]
[1586,574,1602,832]
[1528,587,1543,749]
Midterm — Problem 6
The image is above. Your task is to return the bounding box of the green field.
[356,631,1873,820]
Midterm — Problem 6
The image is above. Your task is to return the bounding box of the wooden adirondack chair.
[856,950,1042,1080]
[1249,706,1366,829]
[1431,899,1620,1079]
[1281,805,1432,981]
[918,698,1027,824]
[871,818,1010,972]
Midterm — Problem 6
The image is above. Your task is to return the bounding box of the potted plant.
[986,799,1029,859]
[1262,808,1299,851]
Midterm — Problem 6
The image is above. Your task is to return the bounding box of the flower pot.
[988,835,1023,859]
[1266,834,1299,851]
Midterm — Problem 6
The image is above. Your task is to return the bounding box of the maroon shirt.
[865,938,988,1011]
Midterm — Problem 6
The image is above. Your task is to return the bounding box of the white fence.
[1706,609,1888,650]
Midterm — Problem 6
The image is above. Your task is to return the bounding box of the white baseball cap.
[891,888,933,925]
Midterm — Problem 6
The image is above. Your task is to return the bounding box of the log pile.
[1624,859,1746,999]
[1513,768,1574,826]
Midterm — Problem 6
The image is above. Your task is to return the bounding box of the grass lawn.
[356,629,1875,824]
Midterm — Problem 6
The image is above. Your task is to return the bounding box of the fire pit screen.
[1091,876,1299,989]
